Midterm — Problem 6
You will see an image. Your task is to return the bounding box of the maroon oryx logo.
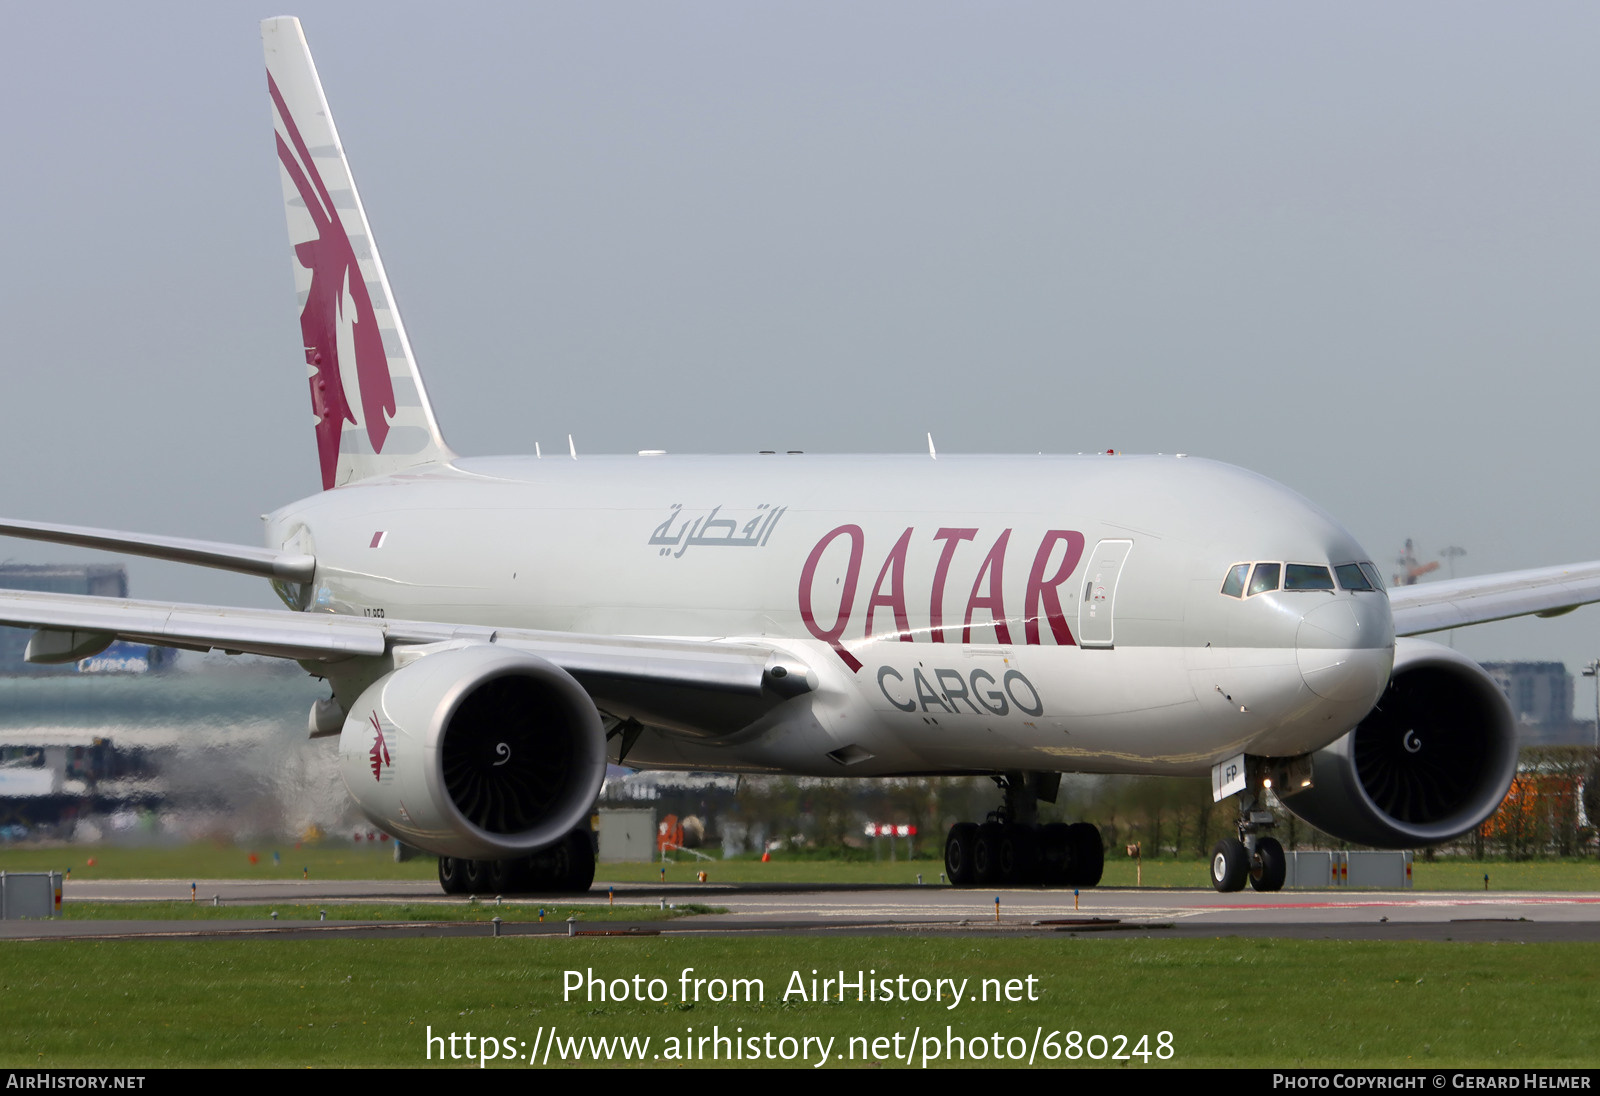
[269,70,396,490]
[368,711,391,781]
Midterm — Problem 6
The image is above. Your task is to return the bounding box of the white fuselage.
[268,452,1395,779]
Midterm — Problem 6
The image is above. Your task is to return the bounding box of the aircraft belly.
[812,644,1367,775]
[1186,645,1376,761]
[856,646,1208,771]
[624,644,1346,777]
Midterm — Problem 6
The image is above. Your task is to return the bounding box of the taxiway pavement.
[4,878,1597,942]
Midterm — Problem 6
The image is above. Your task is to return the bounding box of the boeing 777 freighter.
[3,18,1597,895]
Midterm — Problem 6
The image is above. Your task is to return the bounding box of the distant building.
[1481,661,1573,726]
[0,733,158,833]
[1479,661,1589,745]
[0,564,172,675]
[0,660,329,840]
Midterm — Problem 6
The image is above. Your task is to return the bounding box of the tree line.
[605,747,1600,860]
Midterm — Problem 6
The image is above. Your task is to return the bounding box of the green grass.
[615,854,1600,891]
[56,901,721,923]
[0,937,1594,1067]
[1402,858,1600,892]
[0,842,435,882]
[4,843,1599,891]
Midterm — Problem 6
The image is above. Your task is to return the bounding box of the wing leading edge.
[0,589,812,718]
[1388,560,1600,636]
[0,518,314,583]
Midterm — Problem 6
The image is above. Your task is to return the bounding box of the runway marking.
[1188,895,1600,911]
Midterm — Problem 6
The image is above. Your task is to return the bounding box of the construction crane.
[1394,538,1441,586]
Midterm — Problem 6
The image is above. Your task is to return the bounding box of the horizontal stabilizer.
[1389,560,1600,636]
[0,518,315,584]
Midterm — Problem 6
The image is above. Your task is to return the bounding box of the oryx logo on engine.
[368,711,392,781]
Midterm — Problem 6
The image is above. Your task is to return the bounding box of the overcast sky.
[1,4,1598,698]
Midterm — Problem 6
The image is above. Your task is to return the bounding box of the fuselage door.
[1077,539,1133,648]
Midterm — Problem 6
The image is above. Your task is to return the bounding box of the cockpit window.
[1227,560,1377,598]
[1247,563,1281,596]
[1284,564,1335,591]
[1221,563,1250,598]
[1335,563,1374,591]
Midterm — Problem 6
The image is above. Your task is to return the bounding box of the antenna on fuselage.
[569,435,577,460]
[927,432,937,460]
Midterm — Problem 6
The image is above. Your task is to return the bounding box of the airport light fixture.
[1574,659,1600,752]
[1584,660,1600,750]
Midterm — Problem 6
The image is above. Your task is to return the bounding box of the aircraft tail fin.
[262,17,453,490]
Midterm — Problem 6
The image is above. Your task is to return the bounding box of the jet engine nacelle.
[337,645,606,860]
[1277,638,1517,849]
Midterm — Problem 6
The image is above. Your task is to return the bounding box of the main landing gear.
[437,829,597,895]
[943,771,1105,888]
[1209,762,1286,893]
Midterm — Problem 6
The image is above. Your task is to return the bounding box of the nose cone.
[1297,597,1394,703]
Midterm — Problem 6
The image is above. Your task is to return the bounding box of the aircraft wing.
[1388,561,1600,636]
[0,518,315,583]
[0,589,810,718]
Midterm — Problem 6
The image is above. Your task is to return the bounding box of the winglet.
[262,17,453,489]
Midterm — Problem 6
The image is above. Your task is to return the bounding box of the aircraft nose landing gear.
[1210,838,1248,892]
[1250,836,1286,891]
[1212,834,1286,892]
[1210,758,1288,893]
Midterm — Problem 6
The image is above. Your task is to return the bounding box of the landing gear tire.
[945,822,979,886]
[1038,822,1070,886]
[1065,822,1104,887]
[488,857,531,894]
[437,856,470,895]
[532,830,593,893]
[545,845,570,891]
[1249,836,1286,893]
[973,821,1006,885]
[462,858,492,894]
[564,829,597,892]
[947,818,1100,889]
[1210,838,1249,893]
[1002,824,1040,885]
[978,824,1038,887]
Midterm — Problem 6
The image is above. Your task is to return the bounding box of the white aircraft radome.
[3,17,1599,895]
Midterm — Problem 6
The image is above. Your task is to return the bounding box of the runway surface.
[6,877,1599,942]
